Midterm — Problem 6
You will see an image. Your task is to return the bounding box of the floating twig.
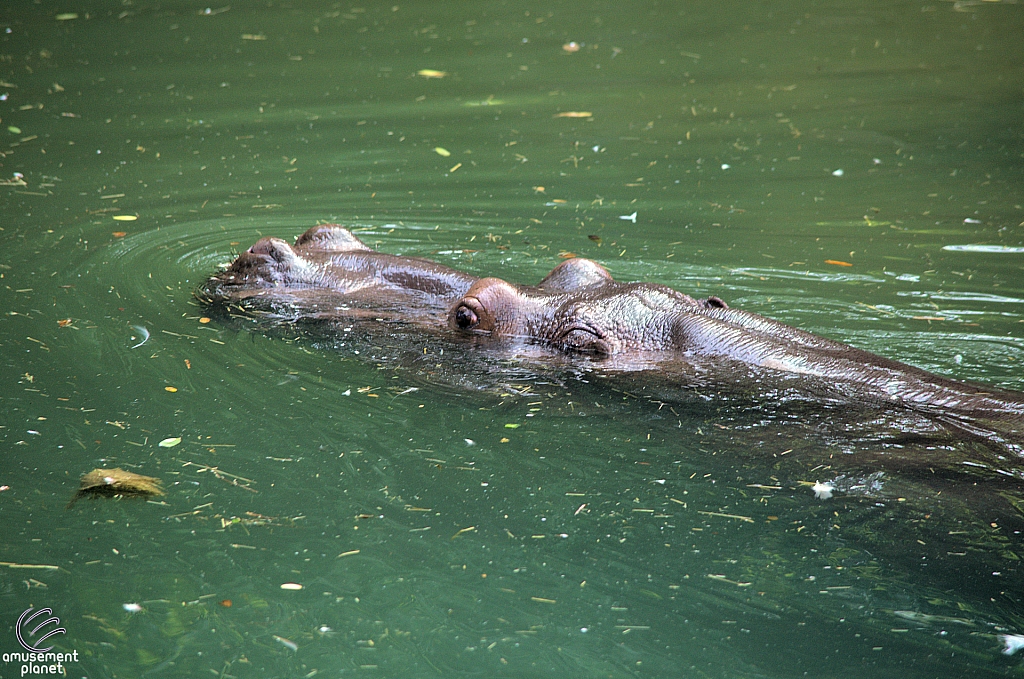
[0,562,59,570]
[698,510,754,523]
[182,461,257,492]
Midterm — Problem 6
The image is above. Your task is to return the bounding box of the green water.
[2,1,1023,677]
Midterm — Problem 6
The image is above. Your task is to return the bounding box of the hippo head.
[217,237,316,290]
[202,225,371,302]
[449,258,727,355]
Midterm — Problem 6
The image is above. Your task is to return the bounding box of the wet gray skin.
[203,225,1024,452]
[202,224,478,326]
[449,262,1024,442]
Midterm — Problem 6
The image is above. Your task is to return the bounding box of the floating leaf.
[555,112,592,118]
[8,126,21,134]
[434,147,451,157]
[165,386,178,393]
[504,423,520,429]
[280,582,303,590]
[824,259,853,267]
[417,69,447,78]
[112,231,127,237]
[113,215,137,221]
[55,13,79,21]
[158,437,182,448]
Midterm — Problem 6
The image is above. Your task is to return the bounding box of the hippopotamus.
[201,224,1024,453]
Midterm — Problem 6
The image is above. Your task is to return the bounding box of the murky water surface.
[2,2,1023,677]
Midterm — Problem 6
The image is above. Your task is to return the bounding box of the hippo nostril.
[454,305,478,330]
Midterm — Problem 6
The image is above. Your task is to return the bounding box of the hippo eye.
[558,325,613,355]
[454,305,479,330]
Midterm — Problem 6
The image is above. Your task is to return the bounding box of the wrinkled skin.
[451,271,1024,416]
[202,225,1024,452]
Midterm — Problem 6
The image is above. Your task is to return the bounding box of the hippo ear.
[294,225,372,252]
[538,258,613,292]
[248,237,300,265]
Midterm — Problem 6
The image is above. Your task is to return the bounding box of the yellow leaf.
[434,147,451,157]
[555,112,592,118]
[417,69,447,78]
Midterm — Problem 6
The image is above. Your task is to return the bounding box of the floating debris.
[183,461,257,493]
[69,468,164,506]
[273,634,298,651]
[555,111,592,118]
[698,510,753,523]
[417,69,447,79]
[893,610,973,626]
[619,212,637,223]
[707,574,752,587]
[158,437,182,448]
[1001,634,1024,655]
[812,481,834,500]
[130,325,149,349]
[280,582,303,591]
[122,603,143,613]
[943,244,1024,254]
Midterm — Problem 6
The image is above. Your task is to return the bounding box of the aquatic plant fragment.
[69,468,164,506]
